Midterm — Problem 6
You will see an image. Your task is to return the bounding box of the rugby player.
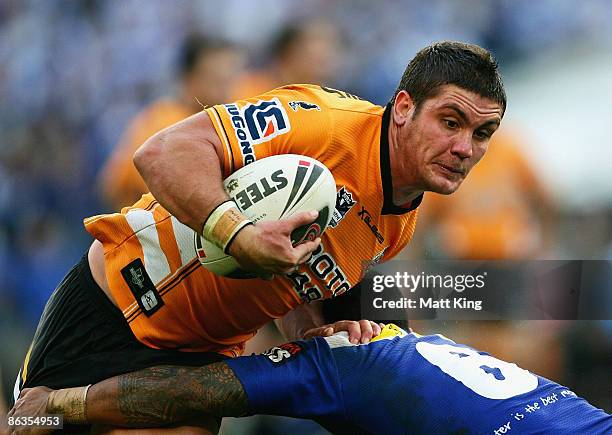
[10,324,611,434]
[12,41,506,432]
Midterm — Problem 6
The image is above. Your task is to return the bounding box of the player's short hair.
[392,41,506,116]
[178,35,238,77]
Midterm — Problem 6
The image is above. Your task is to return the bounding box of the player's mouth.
[435,163,465,178]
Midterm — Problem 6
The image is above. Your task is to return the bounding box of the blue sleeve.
[225,338,345,420]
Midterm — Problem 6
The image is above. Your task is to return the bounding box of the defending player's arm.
[91,363,248,426]
[9,363,247,430]
[133,110,320,277]
[10,340,344,429]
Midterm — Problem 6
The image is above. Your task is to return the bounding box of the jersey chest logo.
[329,186,356,228]
[357,205,385,243]
[225,98,291,165]
[285,242,352,303]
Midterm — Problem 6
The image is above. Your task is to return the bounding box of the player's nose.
[450,136,473,159]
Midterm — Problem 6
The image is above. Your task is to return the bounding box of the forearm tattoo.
[117,362,248,426]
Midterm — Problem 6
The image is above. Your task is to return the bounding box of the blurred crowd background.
[1,0,611,433]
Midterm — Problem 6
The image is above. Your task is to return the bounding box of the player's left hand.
[7,387,53,435]
[303,319,382,344]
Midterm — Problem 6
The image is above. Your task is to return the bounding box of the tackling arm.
[10,339,344,429]
[8,363,247,429]
[89,363,248,427]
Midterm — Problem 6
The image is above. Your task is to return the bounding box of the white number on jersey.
[416,342,538,399]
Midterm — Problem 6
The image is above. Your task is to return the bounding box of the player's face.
[394,85,503,195]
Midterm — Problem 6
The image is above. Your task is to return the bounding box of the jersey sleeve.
[225,338,345,419]
[204,85,334,177]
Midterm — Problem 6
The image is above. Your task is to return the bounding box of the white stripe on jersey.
[13,368,21,402]
[171,216,197,267]
[125,209,171,285]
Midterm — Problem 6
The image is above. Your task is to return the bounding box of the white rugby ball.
[195,154,336,278]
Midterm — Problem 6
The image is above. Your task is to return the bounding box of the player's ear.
[392,90,415,126]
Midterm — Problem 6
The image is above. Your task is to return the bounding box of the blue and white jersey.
[226,325,611,434]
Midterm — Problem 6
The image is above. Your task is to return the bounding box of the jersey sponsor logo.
[243,98,290,144]
[263,342,303,364]
[286,243,352,302]
[224,98,291,166]
[329,186,356,228]
[120,259,164,317]
[225,103,255,165]
[358,206,385,243]
[288,101,321,111]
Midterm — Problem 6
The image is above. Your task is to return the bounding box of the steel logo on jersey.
[329,186,356,228]
[225,98,291,166]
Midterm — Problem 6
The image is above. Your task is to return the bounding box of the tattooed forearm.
[87,362,248,427]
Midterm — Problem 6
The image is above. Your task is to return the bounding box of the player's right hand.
[227,210,321,279]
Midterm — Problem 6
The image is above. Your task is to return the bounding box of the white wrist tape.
[202,200,236,240]
[46,384,91,424]
[202,200,252,251]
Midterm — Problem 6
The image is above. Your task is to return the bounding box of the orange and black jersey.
[84,85,421,355]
